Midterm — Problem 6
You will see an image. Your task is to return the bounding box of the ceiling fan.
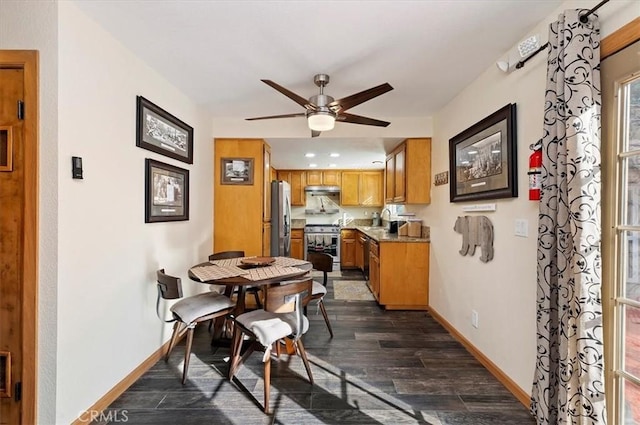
[246,74,393,137]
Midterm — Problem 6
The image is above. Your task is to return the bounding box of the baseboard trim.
[428,307,531,408]
[71,331,183,425]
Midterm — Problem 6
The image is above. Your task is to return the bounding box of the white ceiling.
[73,0,562,169]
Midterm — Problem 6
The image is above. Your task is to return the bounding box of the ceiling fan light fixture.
[307,111,336,132]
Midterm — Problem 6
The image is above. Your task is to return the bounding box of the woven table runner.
[209,257,243,266]
[243,265,307,281]
[273,257,310,267]
[190,264,248,281]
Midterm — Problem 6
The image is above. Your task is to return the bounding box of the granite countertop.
[355,226,430,243]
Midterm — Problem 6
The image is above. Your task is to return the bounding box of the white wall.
[409,0,640,396]
[55,2,214,423]
[0,1,59,424]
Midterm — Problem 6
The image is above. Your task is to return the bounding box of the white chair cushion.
[236,309,309,347]
[208,284,226,295]
[171,292,235,325]
[312,280,327,296]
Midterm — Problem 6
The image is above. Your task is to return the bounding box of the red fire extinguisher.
[528,149,542,201]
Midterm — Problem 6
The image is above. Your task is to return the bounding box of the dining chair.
[307,252,334,337]
[156,269,236,384]
[228,278,314,414]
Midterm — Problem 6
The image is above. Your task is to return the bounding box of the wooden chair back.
[308,252,333,286]
[264,278,312,314]
[157,269,182,300]
[209,250,245,261]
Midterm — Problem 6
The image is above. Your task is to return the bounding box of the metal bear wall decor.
[453,215,494,262]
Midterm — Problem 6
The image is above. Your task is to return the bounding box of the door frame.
[0,50,38,425]
[601,17,640,425]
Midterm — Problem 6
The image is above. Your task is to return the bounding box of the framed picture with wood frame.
[449,103,517,202]
[145,158,189,223]
[136,96,194,164]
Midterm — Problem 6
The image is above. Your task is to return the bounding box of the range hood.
[304,185,340,195]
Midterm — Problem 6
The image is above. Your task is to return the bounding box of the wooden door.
[0,51,37,425]
[341,172,360,206]
[393,144,406,203]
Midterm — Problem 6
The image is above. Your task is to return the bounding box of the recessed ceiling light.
[372,160,383,164]
[329,163,337,167]
[305,153,315,158]
[330,153,340,157]
[309,163,318,168]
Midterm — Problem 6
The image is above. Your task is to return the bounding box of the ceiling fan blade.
[261,80,315,110]
[245,112,306,121]
[311,130,321,138]
[328,83,393,112]
[337,112,390,127]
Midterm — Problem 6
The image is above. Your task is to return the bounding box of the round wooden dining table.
[188,257,312,340]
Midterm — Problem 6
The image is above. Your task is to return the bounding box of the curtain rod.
[515,0,610,70]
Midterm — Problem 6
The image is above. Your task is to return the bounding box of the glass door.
[602,39,640,425]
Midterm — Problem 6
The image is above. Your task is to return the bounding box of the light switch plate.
[514,219,528,237]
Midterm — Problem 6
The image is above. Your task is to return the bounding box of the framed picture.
[145,158,189,223]
[220,157,254,185]
[449,103,517,202]
[136,96,194,164]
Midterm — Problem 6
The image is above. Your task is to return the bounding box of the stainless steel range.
[304,224,340,270]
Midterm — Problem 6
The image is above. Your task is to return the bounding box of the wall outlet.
[471,310,479,329]
[514,219,528,237]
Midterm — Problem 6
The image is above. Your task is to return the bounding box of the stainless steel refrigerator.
[270,180,291,257]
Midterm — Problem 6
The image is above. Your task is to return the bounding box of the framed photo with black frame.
[449,103,517,202]
[220,157,254,185]
[145,158,189,223]
[136,96,194,164]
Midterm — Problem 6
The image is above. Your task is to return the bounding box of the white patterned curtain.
[530,9,606,425]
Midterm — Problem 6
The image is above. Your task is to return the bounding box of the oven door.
[305,233,339,266]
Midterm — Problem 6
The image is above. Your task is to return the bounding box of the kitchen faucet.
[380,208,391,227]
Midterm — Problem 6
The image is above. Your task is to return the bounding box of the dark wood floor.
[96,271,535,424]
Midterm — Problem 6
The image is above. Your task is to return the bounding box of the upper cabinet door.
[289,170,306,206]
[322,170,341,186]
[306,170,322,186]
[393,144,406,203]
[385,154,395,203]
[360,171,383,206]
[341,172,360,206]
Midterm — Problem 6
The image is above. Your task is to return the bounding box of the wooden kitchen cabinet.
[340,229,356,268]
[262,222,271,256]
[290,228,304,260]
[385,138,431,204]
[215,138,272,256]
[378,241,429,310]
[368,240,380,300]
[263,145,271,222]
[277,170,306,206]
[307,170,341,187]
[341,171,383,207]
[355,231,366,271]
